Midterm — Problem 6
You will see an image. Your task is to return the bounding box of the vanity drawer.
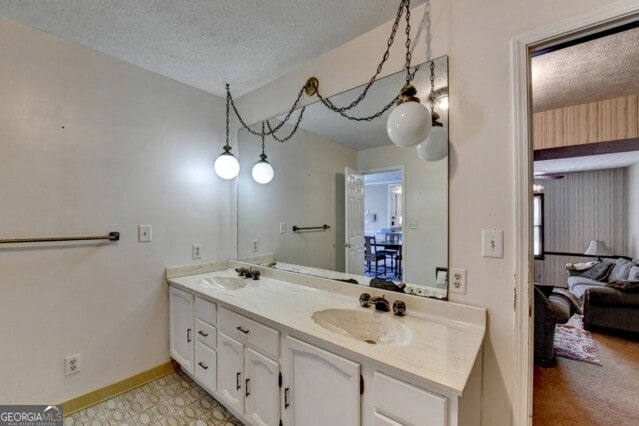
[373,372,447,426]
[195,319,216,349]
[194,341,217,394]
[218,306,279,359]
[195,297,217,325]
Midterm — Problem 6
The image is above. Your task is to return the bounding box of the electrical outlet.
[138,224,152,242]
[65,354,81,376]
[252,239,258,252]
[449,268,467,294]
[192,244,202,259]
[279,222,286,234]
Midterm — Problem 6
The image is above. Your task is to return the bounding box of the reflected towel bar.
[0,231,120,244]
[292,225,330,232]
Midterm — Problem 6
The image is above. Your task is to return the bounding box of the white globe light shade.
[416,126,448,161]
[251,160,274,184]
[386,101,432,147]
[214,152,240,180]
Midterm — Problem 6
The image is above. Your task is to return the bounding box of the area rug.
[554,314,602,365]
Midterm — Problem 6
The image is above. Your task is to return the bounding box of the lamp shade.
[386,101,432,148]
[251,160,274,184]
[214,151,240,180]
[416,126,448,161]
[584,240,613,257]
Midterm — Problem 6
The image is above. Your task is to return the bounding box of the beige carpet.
[534,330,639,425]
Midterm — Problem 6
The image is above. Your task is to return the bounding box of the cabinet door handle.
[245,378,250,397]
[236,372,241,390]
[197,330,208,337]
[187,328,192,343]
[236,326,250,334]
[284,387,290,409]
[198,361,208,370]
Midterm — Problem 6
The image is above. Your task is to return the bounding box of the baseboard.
[60,360,177,416]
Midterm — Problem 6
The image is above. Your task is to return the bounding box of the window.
[533,193,544,259]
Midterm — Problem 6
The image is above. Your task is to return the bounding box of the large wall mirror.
[237,56,448,299]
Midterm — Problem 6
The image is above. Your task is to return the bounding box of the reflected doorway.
[362,168,404,280]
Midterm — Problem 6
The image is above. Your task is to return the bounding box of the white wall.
[236,125,357,270]
[628,161,639,258]
[234,0,622,423]
[0,17,231,403]
[364,184,390,235]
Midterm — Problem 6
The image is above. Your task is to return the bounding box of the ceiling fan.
[533,172,564,180]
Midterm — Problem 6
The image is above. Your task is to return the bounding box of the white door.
[245,348,280,426]
[282,335,360,426]
[345,167,365,274]
[218,331,245,414]
[169,286,194,374]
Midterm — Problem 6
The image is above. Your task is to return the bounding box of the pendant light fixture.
[251,122,274,184]
[214,85,240,180]
[416,61,448,161]
[218,0,441,174]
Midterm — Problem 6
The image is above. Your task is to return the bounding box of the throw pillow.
[574,261,614,282]
[609,258,634,281]
[629,266,639,281]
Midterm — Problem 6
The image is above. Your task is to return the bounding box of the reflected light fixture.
[251,122,274,184]
[218,0,438,174]
[416,61,447,161]
[214,85,240,180]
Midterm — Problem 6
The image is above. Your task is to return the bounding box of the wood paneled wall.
[533,94,639,149]
[534,168,627,287]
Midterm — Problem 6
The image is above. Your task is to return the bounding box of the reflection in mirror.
[237,56,448,299]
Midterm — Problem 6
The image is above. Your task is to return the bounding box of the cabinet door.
[245,348,280,426]
[194,341,217,394]
[218,331,245,414]
[169,286,194,374]
[283,336,360,426]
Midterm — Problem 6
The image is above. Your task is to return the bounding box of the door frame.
[511,2,639,424]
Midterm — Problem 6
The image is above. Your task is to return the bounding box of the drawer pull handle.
[198,362,208,370]
[187,328,192,343]
[236,326,250,334]
[284,387,290,409]
[245,378,250,397]
[198,330,208,337]
[236,372,241,390]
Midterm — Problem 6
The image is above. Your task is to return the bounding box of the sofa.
[534,286,573,367]
[567,258,639,334]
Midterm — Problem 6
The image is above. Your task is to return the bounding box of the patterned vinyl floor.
[63,370,242,425]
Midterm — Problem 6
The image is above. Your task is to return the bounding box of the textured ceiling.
[532,26,639,112]
[0,0,425,97]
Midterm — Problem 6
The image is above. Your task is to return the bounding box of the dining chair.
[364,236,386,275]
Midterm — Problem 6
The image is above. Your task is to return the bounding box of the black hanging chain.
[260,121,266,154]
[265,106,307,143]
[429,60,436,110]
[226,83,306,138]
[225,0,424,136]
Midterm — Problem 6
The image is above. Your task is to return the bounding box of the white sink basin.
[311,308,412,346]
[201,277,248,290]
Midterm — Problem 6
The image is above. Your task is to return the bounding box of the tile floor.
[63,370,242,425]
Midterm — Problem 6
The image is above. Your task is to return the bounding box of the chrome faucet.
[236,267,260,280]
[359,292,405,315]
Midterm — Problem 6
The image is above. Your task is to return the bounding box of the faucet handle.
[393,300,406,316]
[359,292,371,308]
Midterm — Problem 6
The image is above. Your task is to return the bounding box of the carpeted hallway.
[533,330,639,425]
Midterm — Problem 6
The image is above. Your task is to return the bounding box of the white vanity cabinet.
[169,286,194,374]
[169,287,218,391]
[281,335,361,426]
[217,307,281,426]
[371,372,448,426]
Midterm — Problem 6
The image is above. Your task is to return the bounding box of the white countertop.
[167,261,486,396]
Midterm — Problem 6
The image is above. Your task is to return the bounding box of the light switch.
[482,229,503,258]
[279,222,286,234]
[138,225,152,242]
[408,220,418,229]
